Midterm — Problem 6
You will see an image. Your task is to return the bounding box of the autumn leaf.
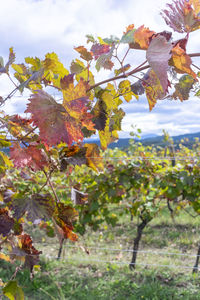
[190,0,200,15]
[92,98,107,131]
[43,52,69,88]
[0,253,11,262]
[56,203,78,228]
[170,39,197,79]
[60,145,87,169]
[10,142,48,171]
[143,69,165,111]
[91,43,110,60]
[74,46,93,61]
[5,47,15,73]
[161,0,200,33]
[130,25,155,50]
[121,25,135,43]
[62,75,94,131]
[3,280,24,300]
[0,208,14,236]
[11,193,55,222]
[95,45,115,71]
[173,74,195,100]
[16,234,42,272]
[53,204,78,242]
[70,59,85,74]
[146,34,172,93]
[25,90,86,146]
[118,80,138,102]
[85,143,104,172]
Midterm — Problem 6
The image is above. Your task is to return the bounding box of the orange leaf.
[171,42,197,79]
[143,69,165,111]
[74,46,93,61]
[130,25,155,50]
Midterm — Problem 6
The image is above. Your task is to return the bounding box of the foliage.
[0,0,200,297]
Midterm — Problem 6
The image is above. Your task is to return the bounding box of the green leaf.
[3,280,24,300]
[121,28,136,43]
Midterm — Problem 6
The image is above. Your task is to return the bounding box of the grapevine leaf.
[0,253,11,262]
[121,25,135,43]
[170,39,197,79]
[62,75,94,131]
[161,0,200,33]
[11,193,55,222]
[143,69,165,111]
[55,219,78,241]
[43,52,69,88]
[131,80,145,95]
[118,80,138,102]
[85,143,104,172]
[190,0,200,14]
[70,59,85,74]
[130,25,155,50]
[99,118,119,150]
[0,208,14,236]
[74,46,93,61]
[56,203,78,228]
[3,280,24,300]
[60,145,87,169]
[95,45,115,71]
[5,47,15,73]
[92,98,107,131]
[15,234,42,272]
[173,74,195,100]
[25,90,85,146]
[0,151,13,173]
[91,44,110,60]
[10,143,48,171]
[146,34,172,93]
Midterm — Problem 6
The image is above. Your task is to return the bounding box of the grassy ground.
[1,207,200,299]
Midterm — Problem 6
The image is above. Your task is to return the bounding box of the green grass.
[1,206,200,299]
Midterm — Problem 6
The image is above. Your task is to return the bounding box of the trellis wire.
[47,256,198,270]
[53,244,200,258]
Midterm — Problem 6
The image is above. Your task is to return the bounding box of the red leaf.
[10,142,48,171]
[161,0,200,33]
[0,208,14,236]
[91,44,110,60]
[25,90,89,146]
[146,34,172,93]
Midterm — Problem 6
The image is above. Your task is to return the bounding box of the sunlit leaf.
[3,280,24,300]
[10,143,48,171]
[143,69,165,111]
[118,80,138,102]
[161,0,200,33]
[74,46,93,61]
[173,74,195,100]
[170,39,197,79]
[85,143,104,172]
[130,25,155,50]
[146,34,172,93]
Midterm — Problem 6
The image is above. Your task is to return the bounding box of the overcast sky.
[0,0,200,138]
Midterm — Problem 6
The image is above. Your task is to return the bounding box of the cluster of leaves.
[62,136,200,236]
[0,0,200,298]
